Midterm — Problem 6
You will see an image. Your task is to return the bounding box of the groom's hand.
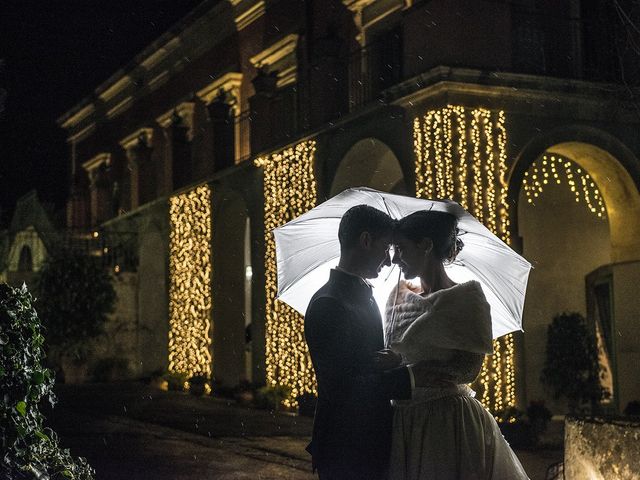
[371,349,403,371]
[411,361,455,388]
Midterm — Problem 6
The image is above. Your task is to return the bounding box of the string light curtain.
[255,141,318,406]
[168,184,213,378]
[413,105,515,414]
[522,154,607,219]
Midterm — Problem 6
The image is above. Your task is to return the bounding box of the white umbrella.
[273,187,531,339]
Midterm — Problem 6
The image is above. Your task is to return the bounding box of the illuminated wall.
[255,141,318,406]
[168,185,213,378]
[413,106,515,413]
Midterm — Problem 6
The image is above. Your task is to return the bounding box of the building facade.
[57,0,640,413]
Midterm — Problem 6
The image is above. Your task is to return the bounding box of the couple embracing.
[304,205,529,480]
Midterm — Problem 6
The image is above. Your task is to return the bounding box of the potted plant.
[541,312,604,414]
[162,371,189,392]
[188,374,209,396]
[254,384,292,411]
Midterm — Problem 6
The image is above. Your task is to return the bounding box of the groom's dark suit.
[305,269,412,480]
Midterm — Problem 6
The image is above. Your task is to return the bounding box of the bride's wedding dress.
[385,280,529,480]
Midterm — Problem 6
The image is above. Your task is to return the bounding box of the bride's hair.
[395,210,463,263]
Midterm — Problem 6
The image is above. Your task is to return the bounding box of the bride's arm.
[422,350,485,384]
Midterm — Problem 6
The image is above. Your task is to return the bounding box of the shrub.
[187,374,209,396]
[36,250,116,365]
[541,312,604,414]
[162,371,188,391]
[0,283,94,479]
[254,384,292,411]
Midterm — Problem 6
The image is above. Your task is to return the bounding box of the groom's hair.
[338,205,394,250]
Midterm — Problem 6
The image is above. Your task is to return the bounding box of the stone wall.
[565,416,640,479]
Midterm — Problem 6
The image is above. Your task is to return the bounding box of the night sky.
[0,1,205,227]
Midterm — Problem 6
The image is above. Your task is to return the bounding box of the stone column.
[120,129,153,210]
[82,153,112,226]
[157,103,195,193]
[88,163,111,225]
[249,69,278,153]
[206,89,236,172]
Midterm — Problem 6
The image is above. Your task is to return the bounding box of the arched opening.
[512,140,640,413]
[18,245,33,272]
[329,138,406,196]
[212,190,251,388]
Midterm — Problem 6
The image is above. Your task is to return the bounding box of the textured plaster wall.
[518,172,611,411]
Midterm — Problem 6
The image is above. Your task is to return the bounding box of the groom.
[305,205,431,480]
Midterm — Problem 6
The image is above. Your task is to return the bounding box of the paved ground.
[44,382,562,479]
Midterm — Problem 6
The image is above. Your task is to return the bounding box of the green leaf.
[35,430,49,441]
[63,469,73,478]
[32,371,45,385]
[16,401,27,416]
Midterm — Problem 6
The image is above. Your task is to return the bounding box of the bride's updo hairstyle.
[396,210,464,264]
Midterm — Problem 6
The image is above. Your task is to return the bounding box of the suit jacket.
[304,269,411,479]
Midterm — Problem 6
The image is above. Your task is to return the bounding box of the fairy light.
[413,105,515,414]
[454,106,469,209]
[522,154,607,219]
[470,111,484,224]
[168,185,213,378]
[496,111,510,243]
[255,140,318,407]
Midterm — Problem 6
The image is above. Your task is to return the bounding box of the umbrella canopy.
[273,187,531,339]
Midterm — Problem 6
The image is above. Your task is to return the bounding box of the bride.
[380,210,529,480]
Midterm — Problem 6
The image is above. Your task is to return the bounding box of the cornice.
[60,104,95,130]
[119,128,154,150]
[156,102,196,140]
[67,123,96,144]
[106,96,134,120]
[196,72,243,105]
[249,34,299,69]
[234,0,265,31]
[140,37,181,70]
[148,70,171,92]
[98,75,133,103]
[342,0,376,12]
[58,0,232,129]
[82,153,111,172]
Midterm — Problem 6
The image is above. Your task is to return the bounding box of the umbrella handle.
[384,268,402,349]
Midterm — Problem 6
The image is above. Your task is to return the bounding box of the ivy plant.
[0,283,94,479]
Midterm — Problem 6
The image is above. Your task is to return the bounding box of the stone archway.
[508,133,640,413]
[212,189,252,388]
[329,137,406,196]
[508,128,640,263]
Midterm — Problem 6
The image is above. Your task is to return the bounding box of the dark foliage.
[541,312,604,413]
[36,250,116,363]
[0,283,94,479]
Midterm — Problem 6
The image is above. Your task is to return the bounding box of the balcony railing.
[348,31,404,110]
